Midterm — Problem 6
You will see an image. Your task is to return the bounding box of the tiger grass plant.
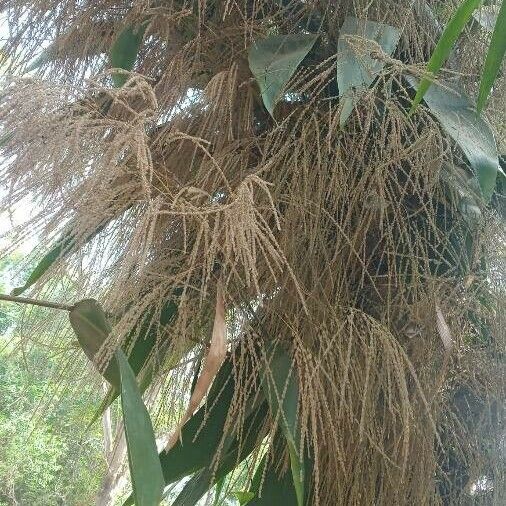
[0,1,504,504]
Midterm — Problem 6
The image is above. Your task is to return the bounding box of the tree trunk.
[96,385,127,506]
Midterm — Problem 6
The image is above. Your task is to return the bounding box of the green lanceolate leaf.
[123,357,238,506]
[213,477,225,506]
[12,231,75,296]
[477,0,506,112]
[406,76,500,202]
[71,297,181,396]
[118,349,164,506]
[110,23,147,87]
[92,334,192,426]
[337,16,400,126]
[0,132,13,147]
[248,435,297,506]
[410,0,482,113]
[170,402,268,506]
[90,297,185,425]
[248,34,317,117]
[71,300,164,505]
[260,343,303,506]
[12,219,109,296]
[69,299,120,387]
[440,164,483,226]
[235,491,255,505]
[159,358,235,482]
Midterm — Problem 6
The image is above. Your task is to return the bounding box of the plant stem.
[0,293,74,311]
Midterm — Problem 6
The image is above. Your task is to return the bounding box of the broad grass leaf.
[69,299,120,387]
[248,435,297,506]
[248,34,317,117]
[11,232,75,296]
[118,349,164,506]
[235,491,255,505]
[12,220,108,296]
[124,358,237,506]
[169,402,268,506]
[410,0,482,113]
[337,17,400,126]
[89,298,184,425]
[165,286,226,450]
[407,76,500,202]
[477,0,506,112]
[110,24,147,87]
[260,343,303,506]
[158,358,235,483]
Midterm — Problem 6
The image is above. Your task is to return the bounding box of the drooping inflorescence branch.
[0,1,504,504]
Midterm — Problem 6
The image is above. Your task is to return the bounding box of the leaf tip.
[10,286,25,297]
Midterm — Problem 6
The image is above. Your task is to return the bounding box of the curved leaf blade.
[159,358,235,484]
[70,297,182,395]
[12,232,74,296]
[248,436,297,506]
[477,0,506,112]
[337,17,400,126]
[110,24,147,88]
[407,76,500,201]
[89,297,183,425]
[260,343,303,506]
[170,402,268,506]
[410,0,482,113]
[69,299,120,387]
[123,358,238,506]
[248,34,317,117]
[12,219,109,296]
[118,349,164,506]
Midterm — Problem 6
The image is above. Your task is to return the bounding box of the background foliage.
[0,256,107,505]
